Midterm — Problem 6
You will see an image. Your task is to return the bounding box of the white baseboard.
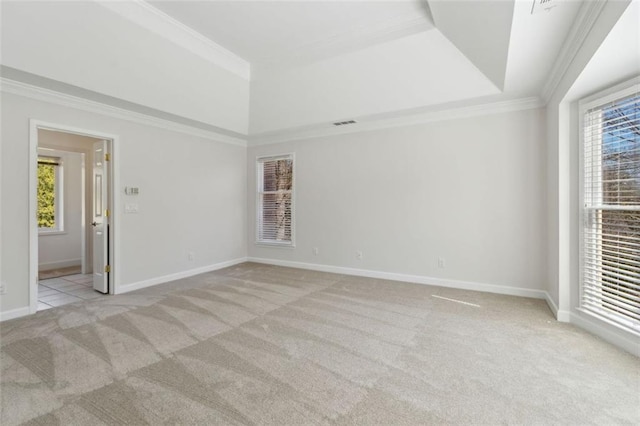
[570,312,640,357]
[247,257,546,300]
[544,292,559,316]
[543,292,571,322]
[116,257,247,295]
[0,306,32,322]
[38,258,81,271]
[6,258,639,356]
[0,258,247,321]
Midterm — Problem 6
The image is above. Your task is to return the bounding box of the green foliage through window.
[38,159,57,228]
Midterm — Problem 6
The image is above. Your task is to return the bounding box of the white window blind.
[582,88,640,334]
[256,155,294,245]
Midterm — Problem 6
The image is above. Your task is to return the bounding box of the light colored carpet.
[1,262,638,425]
[39,266,82,281]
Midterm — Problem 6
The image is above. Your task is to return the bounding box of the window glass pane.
[597,210,640,319]
[262,159,292,191]
[582,91,640,332]
[260,192,292,241]
[258,156,293,244]
[601,95,640,206]
[37,161,56,228]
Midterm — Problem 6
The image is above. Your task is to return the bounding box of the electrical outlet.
[313,247,319,255]
[438,257,446,268]
[356,250,363,260]
[188,252,195,261]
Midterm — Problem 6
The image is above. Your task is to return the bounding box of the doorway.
[29,121,119,314]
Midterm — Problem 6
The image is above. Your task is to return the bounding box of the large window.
[256,154,294,246]
[581,84,639,334]
[38,155,63,233]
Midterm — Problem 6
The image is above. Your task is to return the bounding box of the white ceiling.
[1,0,598,138]
[428,0,515,90]
[149,0,434,66]
[148,0,584,96]
[504,0,583,95]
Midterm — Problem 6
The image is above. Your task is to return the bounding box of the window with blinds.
[256,154,294,245]
[581,86,639,334]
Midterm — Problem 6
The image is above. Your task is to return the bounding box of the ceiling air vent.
[333,120,357,126]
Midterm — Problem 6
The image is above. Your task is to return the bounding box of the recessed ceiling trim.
[269,16,434,60]
[540,0,608,103]
[302,16,432,53]
[98,0,251,80]
[251,16,435,80]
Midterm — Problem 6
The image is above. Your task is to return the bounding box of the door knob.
[91,221,97,227]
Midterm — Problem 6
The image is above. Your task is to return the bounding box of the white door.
[92,140,109,293]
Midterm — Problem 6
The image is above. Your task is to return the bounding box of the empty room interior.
[0,0,639,424]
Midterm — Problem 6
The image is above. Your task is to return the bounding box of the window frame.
[37,153,65,235]
[578,77,640,336]
[255,153,295,248]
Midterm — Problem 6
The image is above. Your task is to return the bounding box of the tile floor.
[38,273,104,311]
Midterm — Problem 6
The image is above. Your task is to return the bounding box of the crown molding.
[1,78,247,147]
[249,96,544,146]
[540,0,608,103]
[2,77,542,149]
[98,0,250,81]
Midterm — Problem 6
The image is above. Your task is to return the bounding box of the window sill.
[255,241,296,249]
[577,307,640,337]
[38,230,66,236]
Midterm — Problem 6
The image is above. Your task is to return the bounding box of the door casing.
[29,120,119,314]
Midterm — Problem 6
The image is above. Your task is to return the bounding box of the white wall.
[248,108,547,294]
[249,30,498,134]
[37,148,83,271]
[1,1,249,134]
[0,91,247,316]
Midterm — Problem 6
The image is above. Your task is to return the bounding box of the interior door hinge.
[105,209,110,217]
[105,153,110,161]
[105,265,111,273]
